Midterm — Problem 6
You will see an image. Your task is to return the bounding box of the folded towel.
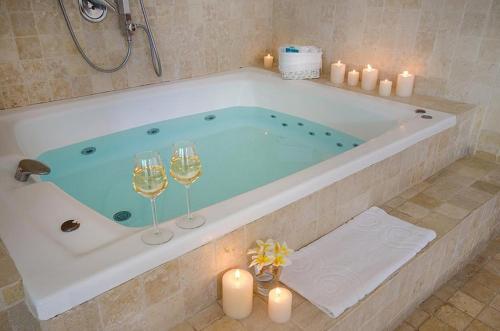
[280,206,436,318]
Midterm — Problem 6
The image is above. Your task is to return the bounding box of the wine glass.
[170,141,206,229]
[132,151,173,245]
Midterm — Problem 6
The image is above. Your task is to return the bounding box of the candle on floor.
[396,70,415,97]
[347,69,360,86]
[268,287,292,323]
[330,60,346,84]
[264,54,274,69]
[222,269,253,319]
[361,64,379,91]
[379,79,392,97]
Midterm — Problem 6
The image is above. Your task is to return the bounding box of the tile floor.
[396,236,500,331]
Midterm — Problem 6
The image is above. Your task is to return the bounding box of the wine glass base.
[176,214,206,229]
[141,229,174,245]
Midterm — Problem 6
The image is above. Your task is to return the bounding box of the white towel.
[280,206,436,318]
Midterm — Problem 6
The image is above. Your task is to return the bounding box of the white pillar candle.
[347,69,360,86]
[268,287,292,323]
[396,70,415,97]
[222,269,253,319]
[378,79,393,97]
[361,64,379,91]
[264,54,274,69]
[330,60,346,84]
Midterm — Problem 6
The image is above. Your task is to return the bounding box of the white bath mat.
[280,206,436,318]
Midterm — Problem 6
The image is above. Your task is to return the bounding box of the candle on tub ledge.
[222,269,253,319]
[396,70,415,97]
[379,79,392,97]
[347,69,360,86]
[268,287,292,323]
[264,54,274,69]
[330,60,346,84]
[361,64,378,91]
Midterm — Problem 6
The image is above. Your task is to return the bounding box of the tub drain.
[147,128,160,135]
[81,147,96,155]
[415,109,426,114]
[421,114,433,119]
[204,115,216,121]
[325,132,332,136]
[337,142,343,147]
[270,114,276,118]
[113,211,131,222]
[353,143,359,147]
[308,131,315,136]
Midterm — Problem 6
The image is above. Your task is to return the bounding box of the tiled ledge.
[163,155,500,331]
[257,66,479,117]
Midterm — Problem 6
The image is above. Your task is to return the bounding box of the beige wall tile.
[9,12,36,37]
[0,39,19,64]
[0,0,273,110]
[144,292,186,331]
[141,260,180,306]
[0,257,20,288]
[214,228,247,275]
[1,281,23,306]
[291,300,336,331]
[97,278,144,328]
[201,316,245,331]
[15,36,43,60]
[6,302,40,331]
[187,303,223,331]
[406,308,429,328]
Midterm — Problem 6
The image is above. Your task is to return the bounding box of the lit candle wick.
[403,70,409,77]
[276,288,282,297]
[234,269,241,280]
[337,60,341,64]
[367,64,372,70]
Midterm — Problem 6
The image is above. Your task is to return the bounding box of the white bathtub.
[0,68,455,319]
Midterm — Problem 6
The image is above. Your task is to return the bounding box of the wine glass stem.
[185,185,192,220]
[150,197,160,234]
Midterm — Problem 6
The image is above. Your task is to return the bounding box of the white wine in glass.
[170,141,206,229]
[133,151,173,245]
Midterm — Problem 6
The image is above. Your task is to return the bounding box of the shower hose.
[57,0,162,76]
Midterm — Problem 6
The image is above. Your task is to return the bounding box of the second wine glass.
[170,141,206,229]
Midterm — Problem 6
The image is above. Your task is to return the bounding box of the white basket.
[279,45,322,80]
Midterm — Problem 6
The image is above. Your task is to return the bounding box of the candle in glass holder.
[264,54,274,69]
[330,60,346,84]
[268,287,292,323]
[347,69,360,86]
[222,269,253,319]
[361,64,379,91]
[379,79,393,97]
[396,70,415,97]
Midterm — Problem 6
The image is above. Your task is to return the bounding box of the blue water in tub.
[38,107,364,227]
